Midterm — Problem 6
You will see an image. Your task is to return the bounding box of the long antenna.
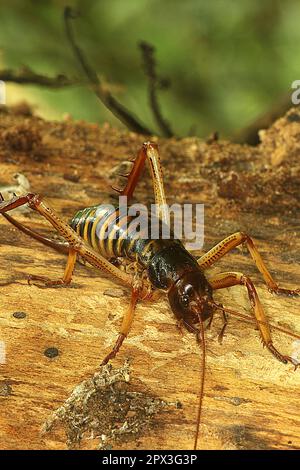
[210,301,300,341]
[193,315,206,450]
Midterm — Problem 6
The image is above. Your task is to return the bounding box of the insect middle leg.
[209,271,298,366]
[198,232,299,296]
[0,193,136,291]
[27,247,77,288]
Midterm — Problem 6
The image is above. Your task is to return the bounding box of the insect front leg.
[205,303,228,343]
[101,265,155,366]
[198,231,299,296]
[101,284,140,366]
[27,247,77,288]
[209,271,298,367]
[217,308,228,344]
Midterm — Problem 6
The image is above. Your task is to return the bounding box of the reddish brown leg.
[217,308,228,344]
[1,211,69,255]
[209,271,298,367]
[101,285,140,365]
[114,144,147,200]
[27,247,77,288]
[0,193,137,292]
[0,193,151,366]
[198,232,299,296]
[114,142,169,223]
[205,304,227,343]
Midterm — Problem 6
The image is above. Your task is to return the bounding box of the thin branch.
[0,67,78,88]
[139,41,174,138]
[64,6,153,136]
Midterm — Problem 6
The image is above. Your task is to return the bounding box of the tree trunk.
[0,105,299,450]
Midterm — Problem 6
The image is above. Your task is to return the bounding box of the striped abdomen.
[70,203,200,291]
[70,203,175,262]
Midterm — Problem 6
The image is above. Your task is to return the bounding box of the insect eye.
[180,294,189,308]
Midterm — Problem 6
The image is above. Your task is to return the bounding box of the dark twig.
[139,41,174,138]
[0,67,78,88]
[64,6,153,136]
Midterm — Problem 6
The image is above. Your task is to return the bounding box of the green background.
[0,0,299,138]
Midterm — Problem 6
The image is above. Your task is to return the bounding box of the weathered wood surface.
[0,105,299,450]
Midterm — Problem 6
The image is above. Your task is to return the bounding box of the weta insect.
[0,142,299,450]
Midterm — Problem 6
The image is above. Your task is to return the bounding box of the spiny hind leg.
[113,142,169,223]
[112,144,147,200]
[209,271,298,367]
[1,191,72,288]
[0,193,136,291]
[1,210,69,255]
[198,232,299,296]
[142,143,169,223]
[27,247,77,288]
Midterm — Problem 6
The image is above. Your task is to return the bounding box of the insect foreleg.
[209,271,298,367]
[217,307,228,344]
[205,304,228,343]
[198,232,299,296]
[101,284,140,365]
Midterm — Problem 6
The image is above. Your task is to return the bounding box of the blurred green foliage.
[0,0,299,138]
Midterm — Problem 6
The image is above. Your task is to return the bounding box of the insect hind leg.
[0,192,135,290]
[209,271,299,368]
[198,231,299,297]
[1,211,69,255]
[113,142,169,223]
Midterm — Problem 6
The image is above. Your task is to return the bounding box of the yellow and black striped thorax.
[69,203,182,267]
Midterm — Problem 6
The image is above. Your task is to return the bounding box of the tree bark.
[0,106,299,450]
